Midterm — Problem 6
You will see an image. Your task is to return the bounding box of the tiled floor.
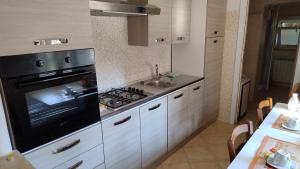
[156,86,290,169]
[156,121,234,169]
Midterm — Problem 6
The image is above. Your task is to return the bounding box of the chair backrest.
[289,83,300,99]
[257,97,273,124]
[227,120,254,162]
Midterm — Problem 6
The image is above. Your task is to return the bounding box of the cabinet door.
[167,87,189,150]
[188,80,204,133]
[140,97,167,168]
[204,37,224,124]
[148,0,172,45]
[206,0,227,37]
[102,107,141,169]
[0,0,93,56]
[172,0,192,44]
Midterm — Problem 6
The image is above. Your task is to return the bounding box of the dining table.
[228,103,300,169]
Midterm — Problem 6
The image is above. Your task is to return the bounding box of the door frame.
[229,0,250,124]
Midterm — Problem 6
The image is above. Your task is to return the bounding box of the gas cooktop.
[99,87,148,109]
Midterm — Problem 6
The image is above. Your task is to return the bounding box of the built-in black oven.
[0,49,100,153]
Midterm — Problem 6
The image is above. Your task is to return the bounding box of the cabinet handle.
[68,160,83,169]
[148,104,161,111]
[193,86,201,91]
[155,38,165,43]
[114,116,131,126]
[214,40,218,43]
[174,93,183,99]
[176,37,185,41]
[214,31,218,35]
[34,38,68,46]
[52,139,80,154]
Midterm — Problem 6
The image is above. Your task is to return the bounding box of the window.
[275,19,300,48]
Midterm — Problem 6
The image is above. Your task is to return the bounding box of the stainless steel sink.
[144,80,176,88]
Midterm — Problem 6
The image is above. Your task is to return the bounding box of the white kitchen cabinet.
[172,0,192,44]
[102,107,141,169]
[188,80,204,133]
[128,0,172,46]
[53,145,104,169]
[204,37,224,123]
[140,97,168,168]
[24,123,103,169]
[206,0,227,37]
[0,0,93,57]
[167,87,189,150]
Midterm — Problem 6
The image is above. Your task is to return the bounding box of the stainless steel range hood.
[90,0,161,16]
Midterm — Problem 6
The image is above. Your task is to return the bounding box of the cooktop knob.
[65,56,71,63]
[36,60,45,67]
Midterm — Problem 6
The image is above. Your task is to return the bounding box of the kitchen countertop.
[100,74,204,120]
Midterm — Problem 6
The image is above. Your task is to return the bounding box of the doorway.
[237,2,300,124]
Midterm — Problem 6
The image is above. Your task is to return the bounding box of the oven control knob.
[36,60,45,67]
[65,56,71,63]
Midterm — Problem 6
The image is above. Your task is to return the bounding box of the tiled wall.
[91,16,171,91]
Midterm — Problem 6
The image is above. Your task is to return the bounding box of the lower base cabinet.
[102,107,141,169]
[54,145,104,169]
[140,97,168,168]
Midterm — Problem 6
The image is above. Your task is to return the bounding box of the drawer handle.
[177,36,185,41]
[148,104,161,111]
[52,139,80,154]
[34,38,68,46]
[214,40,218,43]
[214,31,218,35]
[193,86,201,91]
[68,160,83,169]
[155,38,165,43]
[174,93,183,99]
[114,116,131,126]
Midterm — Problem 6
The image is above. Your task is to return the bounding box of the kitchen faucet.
[155,64,160,80]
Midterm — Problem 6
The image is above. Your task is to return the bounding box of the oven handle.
[52,139,81,154]
[18,71,93,87]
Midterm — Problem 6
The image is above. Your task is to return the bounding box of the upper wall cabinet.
[0,0,93,57]
[206,0,227,37]
[172,0,192,44]
[128,0,172,46]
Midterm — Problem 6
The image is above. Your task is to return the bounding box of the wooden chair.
[227,120,254,162]
[257,98,273,124]
[289,83,300,98]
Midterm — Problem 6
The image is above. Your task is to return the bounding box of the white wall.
[0,95,12,156]
[292,45,300,85]
[171,0,206,77]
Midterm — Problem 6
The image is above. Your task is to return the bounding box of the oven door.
[2,68,100,153]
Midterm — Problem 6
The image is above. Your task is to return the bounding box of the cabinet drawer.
[140,97,168,168]
[24,123,102,169]
[54,145,104,169]
[168,87,189,113]
[102,107,141,169]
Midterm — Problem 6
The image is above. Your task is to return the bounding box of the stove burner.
[99,88,147,109]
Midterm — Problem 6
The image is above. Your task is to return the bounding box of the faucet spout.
[155,64,159,80]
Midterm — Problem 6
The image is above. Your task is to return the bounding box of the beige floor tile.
[202,134,228,145]
[163,148,189,164]
[189,162,220,169]
[183,135,207,148]
[208,144,230,162]
[161,163,191,169]
[184,146,215,163]
[218,161,230,169]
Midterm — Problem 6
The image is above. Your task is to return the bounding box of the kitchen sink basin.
[144,80,176,88]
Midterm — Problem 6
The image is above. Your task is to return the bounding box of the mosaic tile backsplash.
[91,16,171,91]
